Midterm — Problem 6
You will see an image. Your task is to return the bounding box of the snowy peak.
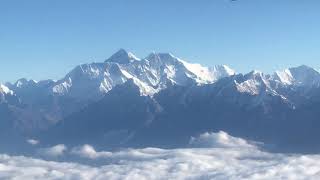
[145,52,235,84]
[14,78,38,88]
[3,50,234,102]
[273,65,320,87]
[288,65,320,86]
[105,49,140,64]
[0,84,14,103]
[244,70,266,82]
[230,65,320,107]
[144,52,180,66]
[0,84,13,95]
[274,69,294,85]
[51,50,237,100]
[213,65,236,77]
[235,71,269,96]
[146,52,175,60]
[290,65,318,73]
[232,70,291,103]
[52,63,107,98]
[182,61,235,83]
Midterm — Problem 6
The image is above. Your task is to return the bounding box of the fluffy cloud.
[27,139,40,146]
[71,144,112,159]
[37,144,67,157]
[1,132,320,179]
[189,131,257,149]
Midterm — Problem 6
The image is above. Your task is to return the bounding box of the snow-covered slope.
[181,61,235,83]
[105,48,140,64]
[216,65,320,108]
[13,78,38,88]
[52,50,235,100]
[0,84,13,95]
[234,70,286,97]
[0,84,13,103]
[6,49,317,111]
[0,84,21,106]
[273,65,320,87]
[4,48,318,112]
[232,65,320,97]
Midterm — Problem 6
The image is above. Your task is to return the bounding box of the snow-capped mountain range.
[3,49,235,102]
[1,49,320,152]
[49,49,236,100]
[3,50,320,105]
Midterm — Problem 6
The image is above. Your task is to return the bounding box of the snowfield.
[1,132,320,180]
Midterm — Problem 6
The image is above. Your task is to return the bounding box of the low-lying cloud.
[1,131,320,179]
[189,131,257,149]
[37,144,67,157]
[71,144,112,159]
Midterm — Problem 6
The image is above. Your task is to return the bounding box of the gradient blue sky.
[1,0,320,82]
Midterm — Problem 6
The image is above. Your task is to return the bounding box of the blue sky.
[1,0,320,82]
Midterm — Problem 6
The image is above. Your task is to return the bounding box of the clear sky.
[1,0,320,82]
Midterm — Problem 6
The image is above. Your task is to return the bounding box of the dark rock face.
[36,76,320,153]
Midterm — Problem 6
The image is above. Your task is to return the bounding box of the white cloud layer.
[1,132,320,179]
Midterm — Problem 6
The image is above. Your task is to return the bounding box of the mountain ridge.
[1,49,320,153]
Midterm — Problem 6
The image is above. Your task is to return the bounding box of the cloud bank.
[1,132,320,179]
